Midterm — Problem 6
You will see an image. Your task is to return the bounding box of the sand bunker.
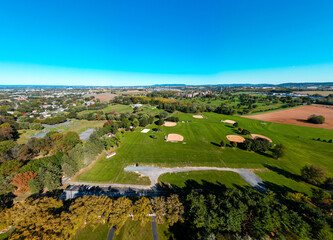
[164,121,177,127]
[226,135,245,143]
[193,115,203,119]
[222,120,236,124]
[251,134,272,142]
[166,134,184,142]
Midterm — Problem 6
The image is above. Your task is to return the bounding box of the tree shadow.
[210,142,220,147]
[296,119,309,123]
[263,164,302,182]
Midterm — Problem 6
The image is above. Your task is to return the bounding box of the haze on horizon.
[0,0,333,86]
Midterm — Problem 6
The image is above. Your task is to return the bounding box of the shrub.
[272,144,285,159]
[241,129,250,135]
[233,122,239,128]
[241,139,252,151]
[220,140,226,147]
[251,138,270,152]
[155,119,164,126]
[230,141,237,148]
[300,165,327,185]
[307,114,325,124]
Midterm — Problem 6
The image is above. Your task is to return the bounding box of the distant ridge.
[0,82,332,88]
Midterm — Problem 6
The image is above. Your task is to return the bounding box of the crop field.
[243,105,333,130]
[75,111,333,195]
[294,91,333,96]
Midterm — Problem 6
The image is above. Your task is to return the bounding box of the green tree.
[28,178,43,194]
[301,165,327,185]
[272,144,285,159]
[133,197,152,226]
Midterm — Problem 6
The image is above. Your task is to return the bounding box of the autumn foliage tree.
[11,171,37,194]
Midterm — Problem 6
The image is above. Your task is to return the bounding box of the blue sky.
[0,0,332,86]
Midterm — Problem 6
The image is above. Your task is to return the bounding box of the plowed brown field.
[243,105,333,130]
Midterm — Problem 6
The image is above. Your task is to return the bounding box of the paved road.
[107,226,115,240]
[152,217,159,240]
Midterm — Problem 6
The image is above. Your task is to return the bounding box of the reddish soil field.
[84,93,117,102]
[243,105,333,130]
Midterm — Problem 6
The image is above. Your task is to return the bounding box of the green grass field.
[114,220,153,240]
[72,224,109,240]
[159,171,249,188]
[75,111,333,195]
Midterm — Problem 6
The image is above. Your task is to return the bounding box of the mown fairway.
[76,111,333,194]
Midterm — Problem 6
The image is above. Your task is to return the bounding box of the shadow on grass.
[210,142,221,147]
[263,164,302,182]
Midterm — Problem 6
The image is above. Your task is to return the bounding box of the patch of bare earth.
[164,121,177,127]
[243,105,333,130]
[193,115,203,119]
[84,93,117,102]
[166,134,184,142]
[226,135,245,143]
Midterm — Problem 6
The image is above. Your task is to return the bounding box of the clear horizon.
[0,0,333,85]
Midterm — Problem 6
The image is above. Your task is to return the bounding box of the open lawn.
[72,224,109,240]
[75,111,333,195]
[159,171,249,188]
[114,220,153,240]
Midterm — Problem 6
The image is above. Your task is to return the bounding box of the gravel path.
[107,227,115,240]
[67,166,265,192]
[124,166,265,192]
[79,128,96,141]
[152,217,159,240]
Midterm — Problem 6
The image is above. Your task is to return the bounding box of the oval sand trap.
[164,121,177,127]
[226,135,245,143]
[222,120,236,124]
[167,134,184,142]
[251,134,272,142]
[193,115,203,119]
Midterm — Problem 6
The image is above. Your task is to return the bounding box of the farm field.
[17,120,104,144]
[243,105,333,130]
[294,91,333,96]
[75,111,333,195]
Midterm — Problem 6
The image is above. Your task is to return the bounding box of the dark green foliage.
[38,163,62,191]
[220,140,226,147]
[42,116,67,125]
[240,139,252,151]
[240,128,250,135]
[165,116,179,122]
[301,165,327,185]
[20,152,63,173]
[184,189,312,239]
[272,144,286,159]
[0,175,15,195]
[307,114,325,124]
[0,159,23,176]
[230,141,237,148]
[28,178,43,194]
[233,122,239,128]
[155,118,164,126]
[251,138,270,152]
